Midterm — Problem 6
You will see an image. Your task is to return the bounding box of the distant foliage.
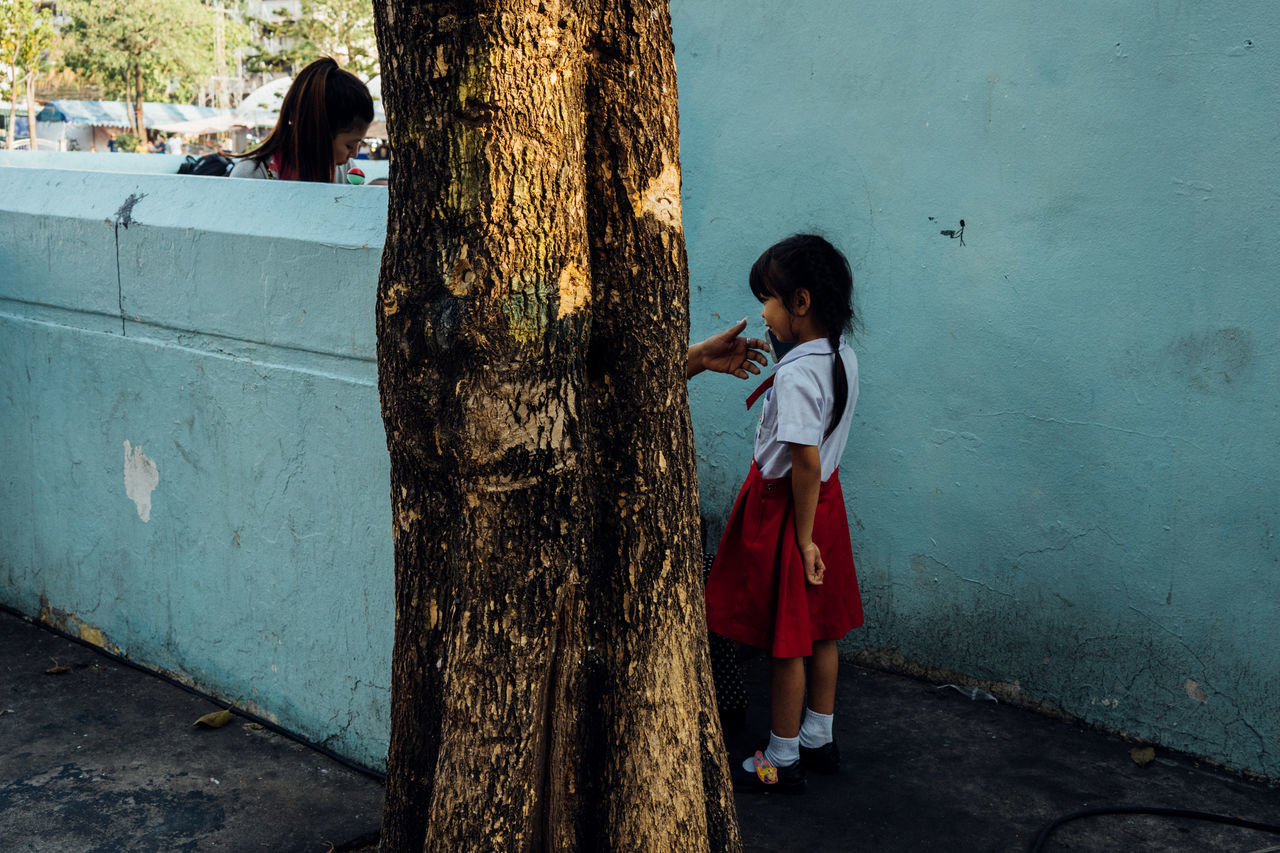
[1,0,55,148]
[246,0,378,80]
[59,0,249,133]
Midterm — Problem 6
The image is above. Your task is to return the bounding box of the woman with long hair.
[231,57,374,183]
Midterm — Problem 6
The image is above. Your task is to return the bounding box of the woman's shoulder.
[229,157,273,179]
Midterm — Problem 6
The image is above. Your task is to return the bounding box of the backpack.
[177,153,234,177]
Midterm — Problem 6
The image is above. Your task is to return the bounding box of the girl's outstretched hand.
[801,541,825,585]
[688,318,768,379]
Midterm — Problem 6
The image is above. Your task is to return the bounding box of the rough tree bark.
[372,1,740,850]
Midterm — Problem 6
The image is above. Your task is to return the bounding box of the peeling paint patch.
[123,440,159,522]
[929,429,983,450]
[631,160,683,230]
[556,262,589,318]
[39,596,122,655]
[1184,678,1208,704]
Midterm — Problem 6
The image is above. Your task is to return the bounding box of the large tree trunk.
[575,1,740,846]
[372,1,740,850]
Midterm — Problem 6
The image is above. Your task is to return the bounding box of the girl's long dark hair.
[749,234,859,439]
[241,57,373,183]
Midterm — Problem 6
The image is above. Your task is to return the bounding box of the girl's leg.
[737,656,808,787]
[770,656,806,738]
[799,640,840,768]
[806,639,839,715]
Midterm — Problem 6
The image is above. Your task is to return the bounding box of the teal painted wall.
[3,1,1279,778]
[679,2,1279,776]
[0,164,393,769]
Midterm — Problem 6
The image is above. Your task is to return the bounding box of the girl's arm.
[789,442,825,585]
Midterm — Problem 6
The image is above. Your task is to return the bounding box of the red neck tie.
[745,374,775,410]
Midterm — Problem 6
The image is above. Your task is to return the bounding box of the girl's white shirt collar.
[774,336,846,368]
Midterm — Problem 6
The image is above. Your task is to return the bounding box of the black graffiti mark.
[940,219,965,246]
[114,192,147,229]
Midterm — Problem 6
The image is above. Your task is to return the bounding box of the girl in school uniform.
[704,233,865,793]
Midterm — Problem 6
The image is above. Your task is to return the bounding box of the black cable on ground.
[0,602,387,783]
[1029,806,1280,852]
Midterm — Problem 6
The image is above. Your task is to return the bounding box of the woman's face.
[332,122,370,164]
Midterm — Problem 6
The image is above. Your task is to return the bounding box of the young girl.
[704,233,865,793]
[231,57,374,183]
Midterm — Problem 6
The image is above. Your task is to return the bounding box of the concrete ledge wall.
[679,1,1280,777]
[0,167,392,769]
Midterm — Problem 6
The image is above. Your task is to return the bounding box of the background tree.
[373,0,740,849]
[60,0,222,137]
[246,0,378,80]
[1,0,53,149]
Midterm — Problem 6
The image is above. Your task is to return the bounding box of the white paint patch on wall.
[123,440,159,522]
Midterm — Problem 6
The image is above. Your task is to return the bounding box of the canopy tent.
[365,75,386,137]
[233,76,292,127]
[152,113,251,134]
[366,75,386,124]
[39,100,228,130]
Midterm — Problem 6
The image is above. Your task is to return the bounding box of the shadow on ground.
[2,608,1277,852]
[726,649,1279,852]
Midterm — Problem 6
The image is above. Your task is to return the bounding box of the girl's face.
[332,122,370,164]
[760,289,795,341]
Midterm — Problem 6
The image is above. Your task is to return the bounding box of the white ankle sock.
[742,730,801,773]
[799,708,833,748]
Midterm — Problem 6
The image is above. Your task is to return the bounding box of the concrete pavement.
[3,606,1278,852]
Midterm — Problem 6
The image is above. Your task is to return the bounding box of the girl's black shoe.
[799,739,840,774]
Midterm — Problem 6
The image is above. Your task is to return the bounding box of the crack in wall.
[112,192,146,337]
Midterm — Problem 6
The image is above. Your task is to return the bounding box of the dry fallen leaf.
[44,665,70,675]
[193,709,233,729]
[1130,745,1155,767]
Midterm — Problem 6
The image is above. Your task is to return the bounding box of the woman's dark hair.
[749,234,859,439]
[242,57,374,183]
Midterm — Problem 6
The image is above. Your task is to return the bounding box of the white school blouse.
[229,157,354,183]
[752,337,859,481]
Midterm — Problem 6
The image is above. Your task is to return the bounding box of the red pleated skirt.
[705,461,864,658]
